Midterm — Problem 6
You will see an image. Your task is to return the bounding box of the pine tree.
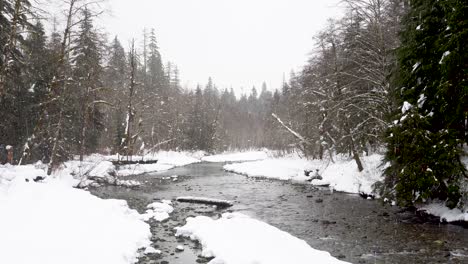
[0,0,33,154]
[383,0,467,208]
[147,28,164,92]
[72,7,105,159]
[104,36,127,153]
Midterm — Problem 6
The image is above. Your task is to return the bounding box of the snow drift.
[176,212,349,264]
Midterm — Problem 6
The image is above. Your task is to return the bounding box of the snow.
[224,154,386,194]
[224,158,314,181]
[176,245,185,251]
[141,200,174,222]
[0,171,151,264]
[175,212,349,264]
[176,196,233,206]
[144,246,161,255]
[417,94,426,108]
[111,151,202,176]
[419,203,467,222]
[439,51,450,64]
[0,150,208,263]
[202,150,268,162]
[0,163,47,185]
[402,101,413,114]
[314,154,386,194]
[412,61,421,72]
[47,151,201,184]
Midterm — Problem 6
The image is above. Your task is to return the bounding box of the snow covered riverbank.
[176,212,349,264]
[201,150,269,162]
[223,152,467,223]
[0,151,203,264]
[224,154,385,194]
[0,168,152,264]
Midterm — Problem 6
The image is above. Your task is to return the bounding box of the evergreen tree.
[104,36,127,152]
[0,0,33,153]
[383,0,467,208]
[147,28,164,92]
[72,7,105,159]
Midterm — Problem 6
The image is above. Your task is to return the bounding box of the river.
[93,162,468,264]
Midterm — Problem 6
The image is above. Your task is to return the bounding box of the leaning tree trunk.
[350,136,364,172]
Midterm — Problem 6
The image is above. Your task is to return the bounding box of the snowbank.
[315,154,386,194]
[45,151,202,187]
[202,150,268,162]
[420,203,468,223]
[224,158,315,181]
[224,154,385,194]
[112,151,202,176]
[0,174,151,264]
[176,213,349,264]
[0,163,48,186]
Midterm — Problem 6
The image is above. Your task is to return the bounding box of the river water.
[93,162,468,264]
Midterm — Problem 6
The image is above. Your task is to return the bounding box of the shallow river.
[93,162,468,264]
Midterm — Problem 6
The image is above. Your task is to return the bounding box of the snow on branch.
[272,113,311,145]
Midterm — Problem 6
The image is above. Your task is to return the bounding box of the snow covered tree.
[72,7,105,160]
[383,0,467,208]
[103,36,127,153]
[0,0,34,155]
[147,28,164,92]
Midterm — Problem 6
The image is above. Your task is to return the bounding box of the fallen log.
[176,196,233,207]
[111,159,158,166]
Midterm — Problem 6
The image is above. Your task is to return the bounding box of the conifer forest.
[0,1,467,263]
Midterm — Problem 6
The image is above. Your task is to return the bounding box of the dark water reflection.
[94,162,468,264]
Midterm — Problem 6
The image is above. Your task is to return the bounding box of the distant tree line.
[0,0,466,208]
[0,0,294,171]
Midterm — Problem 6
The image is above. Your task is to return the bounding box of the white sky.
[98,0,341,93]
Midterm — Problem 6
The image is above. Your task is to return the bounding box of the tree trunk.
[351,137,364,172]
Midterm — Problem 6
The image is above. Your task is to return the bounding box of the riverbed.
[93,162,468,264]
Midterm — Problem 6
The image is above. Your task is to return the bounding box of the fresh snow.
[0,151,207,264]
[439,51,451,64]
[0,163,48,185]
[224,154,386,194]
[141,200,174,222]
[420,203,467,222]
[111,151,202,176]
[0,173,151,264]
[412,61,421,72]
[176,245,185,251]
[417,94,426,108]
[175,212,349,264]
[224,158,314,181]
[202,150,268,162]
[144,246,161,255]
[402,101,413,114]
[312,154,386,194]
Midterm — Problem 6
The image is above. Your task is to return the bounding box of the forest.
[0,0,466,208]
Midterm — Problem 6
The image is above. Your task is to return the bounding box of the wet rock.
[381,212,390,217]
[315,198,323,203]
[196,255,215,263]
[176,245,184,252]
[337,254,346,259]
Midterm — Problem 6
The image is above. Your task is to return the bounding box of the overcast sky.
[99,0,341,93]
